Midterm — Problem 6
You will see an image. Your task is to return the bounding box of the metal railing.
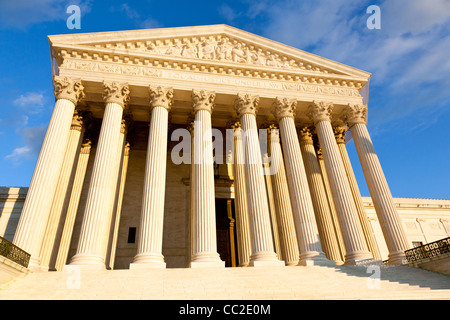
[404,237,450,264]
[0,236,31,268]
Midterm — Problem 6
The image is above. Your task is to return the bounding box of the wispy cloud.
[0,0,92,29]
[5,126,46,165]
[113,3,163,29]
[13,92,45,114]
[232,0,450,134]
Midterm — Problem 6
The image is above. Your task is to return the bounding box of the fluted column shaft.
[298,127,343,263]
[132,86,173,268]
[70,82,130,268]
[308,101,372,264]
[232,123,252,267]
[40,112,85,270]
[346,104,409,264]
[272,98,329,266]
[315,143,346,261]
[235,94,283,267]
[334,126,382,260]
[109,142,130,269]
[190,90,224,268]
[13,76,84,269]
[55,140,92,271]
[268,127,300,266]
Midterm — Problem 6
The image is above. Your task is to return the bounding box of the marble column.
[54,139,92,271]
[189,90,224,268]
[131,86,174,268]
[334,125,382,260]
[308,101,372,264]
[108,141,130,270]
[267,125,300,266]
[272,97,329,266]
[314,140,346,262]
[13,76,85,270]
[346,103,409,264]
[231,121,252,267]
[40,111,85,270]
[235,93,284,267]
[106,113,132,268]
[298,126,343,264]
[262,154,282,259]
[70,81,130,268]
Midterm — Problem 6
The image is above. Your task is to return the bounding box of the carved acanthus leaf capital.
[334,126,348,144]
[53,76,85,105]
[80,139,92,154]
[298,126,314,144]
[234,93,260,117]
[307,101,333,124]
[149,86,174,110]
[271,97,297,121]
[120,113,134,134]
[103,81,131,108]
[70,110,84,131]
[192,89,216,114]
[345,103,368,127]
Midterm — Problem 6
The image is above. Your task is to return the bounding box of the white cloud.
[0,0,92,29]
[5,126,46,164]
[13,92,45,114]
[247,0,450,132]
[112,3,162,29]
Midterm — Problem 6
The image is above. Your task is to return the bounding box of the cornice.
[48,24,371,79]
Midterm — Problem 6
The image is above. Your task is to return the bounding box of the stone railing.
[0,236,31,268]
[404,237,450,264]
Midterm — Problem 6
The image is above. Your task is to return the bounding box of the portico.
[12,25,410,271]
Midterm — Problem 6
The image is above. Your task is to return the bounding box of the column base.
[189,252,225,268]
[189,261,225,268]
[130,261,166,269]
[249,260,285,267]
[387,251,407,265]
[68,253,107,270]
[298,257,336,267]
[130,252,166,268]
[344,251,374,265]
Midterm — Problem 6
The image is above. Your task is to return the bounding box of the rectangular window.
[128,227,136,244]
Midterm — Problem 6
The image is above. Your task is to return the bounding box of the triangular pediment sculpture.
[49,24,371,86]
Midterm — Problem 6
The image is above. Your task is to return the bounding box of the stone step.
[1,265,449,300]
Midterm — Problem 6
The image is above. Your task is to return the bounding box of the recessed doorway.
[215,198,239,267]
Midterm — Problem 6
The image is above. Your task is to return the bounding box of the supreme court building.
[8,25,421,272]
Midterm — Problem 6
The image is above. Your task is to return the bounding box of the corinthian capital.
[192,89,215,114]
[53,76,85,105]
[298,126,314,144]
[334,126,347,144]
[307,101,333,124]
[345,103,368,127]
[149,86,174,110]
[234,93,259,117]
[272,97,297,121]
[70,110,84,131]
[103,81,131,108]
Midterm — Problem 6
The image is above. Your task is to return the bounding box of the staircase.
[0,264,449,300]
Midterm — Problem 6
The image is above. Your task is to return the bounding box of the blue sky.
[0,0,449,199]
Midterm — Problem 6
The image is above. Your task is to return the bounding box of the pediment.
[48,24,371,87]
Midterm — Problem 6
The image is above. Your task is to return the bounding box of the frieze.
[61,58,362,98]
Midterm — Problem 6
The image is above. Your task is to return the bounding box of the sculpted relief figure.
[215,37,232,61]
[198,40,215,60]
[181,40,198,58]
[231,41,248,63]
[141,36,325,73]
[165,41,183,56]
